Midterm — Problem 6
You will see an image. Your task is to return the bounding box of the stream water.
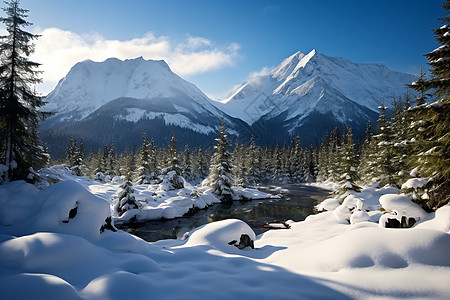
[120,184,330,242]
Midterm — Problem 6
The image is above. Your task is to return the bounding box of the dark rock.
[68,205,78,219]
[100,216,117,233]
[62,202,78,224]
[229,234,254,249]
[385,216,417,228]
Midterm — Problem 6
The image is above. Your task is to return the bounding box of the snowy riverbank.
[38,165,280,224]
[0,169,449,299]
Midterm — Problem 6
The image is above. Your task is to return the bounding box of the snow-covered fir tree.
[0,0,49,183]
[336,128,361,197]
[159,131,184,191]
[205,121,234,202]
[135,132,151,185]
[373,104,397,186]
[404,1,450,210]
[244,136,261,187]
[114,181,140,217]
[181,144,193,181]
[231,142,245,186]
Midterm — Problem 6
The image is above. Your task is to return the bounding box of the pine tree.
[0,0,49,183]
[181,144,193,181]
[418,1,450,98]
[405,1,450,210]
[359,121,378,184]
[231,142,245,186]
[65,138,79,167]
[373,104,397,186]
[135,132,151,185]
[114,181,140,217]
[106,140,115,176]
[148,138,159,181]
[409,67,430,106]
[160,131,183,190]
[245,136,261,186]
[205,121,234,202]
[337,128,361,196]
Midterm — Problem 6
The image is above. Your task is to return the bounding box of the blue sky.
[16,0,445,98]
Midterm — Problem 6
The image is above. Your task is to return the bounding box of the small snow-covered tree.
[205,121,234,202]
[114,181,140,217]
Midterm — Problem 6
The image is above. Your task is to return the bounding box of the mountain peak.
[217,50,417,126]
[44,56,211,123]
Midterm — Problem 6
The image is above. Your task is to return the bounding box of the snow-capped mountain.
[43,57,231,127]
[41,57,252,155]
[214,50,417,143]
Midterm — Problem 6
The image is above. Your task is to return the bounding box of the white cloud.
[248,66,272,79]
[29,28,240,94]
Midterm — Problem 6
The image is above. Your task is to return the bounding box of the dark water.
[119,184,330,242]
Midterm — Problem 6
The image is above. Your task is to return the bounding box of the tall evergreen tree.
[160,131,183,190]
[373,104,397,185]
[0,0,49,183]
[337,128,361,196]
[405,1,450,210]
[135,132,151,185]
[205,121,234,202]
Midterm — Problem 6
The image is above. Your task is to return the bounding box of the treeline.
[58,132,320,187]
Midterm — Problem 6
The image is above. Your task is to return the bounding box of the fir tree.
[160,131,183,190]
[205,121,234,202]
[405,1,450,210]
[337,128,361,196]
[245,136,261,186]
[409,67,430,106]
[181,144,193,181]
[114,181,140,217]
[359,121,378,184]
[373,104,397,185]
[135,132,151,185]
[0,0,49,182]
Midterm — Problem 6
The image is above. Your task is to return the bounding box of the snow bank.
[379,193,428,227]
[1,178,450,299]
[34,181,111,240]
[181,219,256,251]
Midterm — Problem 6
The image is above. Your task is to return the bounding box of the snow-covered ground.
[38,165,279,223]
[1,168,449,299]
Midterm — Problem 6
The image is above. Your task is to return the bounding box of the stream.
[120,184,330,242]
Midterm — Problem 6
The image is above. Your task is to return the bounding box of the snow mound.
[416,205,450,233]
[316,197,340,211]
[297,227,450,272]
[379,194,427,219]
[401,177,432,190]
[182,219,256,251]
[350,210,370,224]
[34,181,112,240]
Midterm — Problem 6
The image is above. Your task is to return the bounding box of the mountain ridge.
[40,51,417,156]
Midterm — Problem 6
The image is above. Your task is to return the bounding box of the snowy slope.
[215,50,416,126]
